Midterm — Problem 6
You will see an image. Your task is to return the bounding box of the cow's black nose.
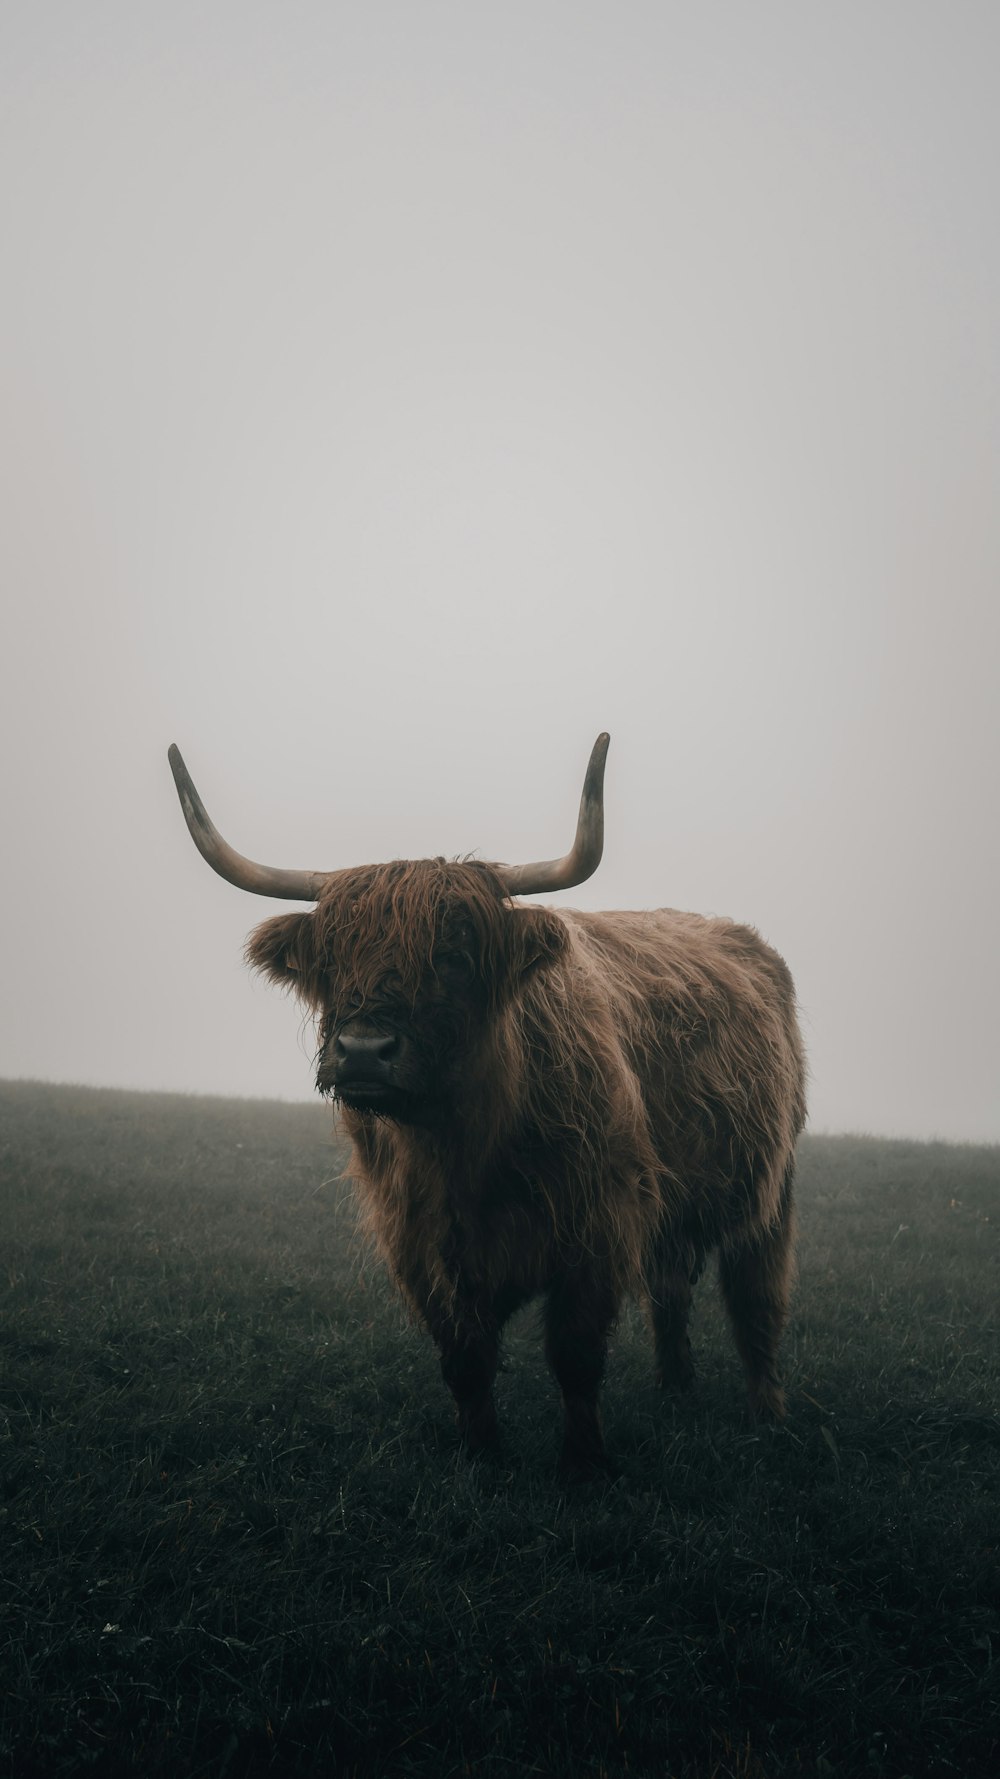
[334,1031,399,1074]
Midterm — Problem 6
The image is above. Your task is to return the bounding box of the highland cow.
[168,735,806,1474]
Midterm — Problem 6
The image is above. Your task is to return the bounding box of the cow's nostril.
[335,1030,399,1068]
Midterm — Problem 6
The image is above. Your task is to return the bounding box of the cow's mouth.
[323,1078,437,1128]
[325,1079,412,1118]
[336,1080,394,1106]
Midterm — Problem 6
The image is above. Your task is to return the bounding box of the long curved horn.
[497,732,610,897]
[168,745,329,902]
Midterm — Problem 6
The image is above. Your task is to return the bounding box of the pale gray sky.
[2,2,997,1141]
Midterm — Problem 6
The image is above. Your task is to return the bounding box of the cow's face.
[246,859,567,1124]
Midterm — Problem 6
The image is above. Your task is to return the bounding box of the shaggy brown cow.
[168,735,806,1474]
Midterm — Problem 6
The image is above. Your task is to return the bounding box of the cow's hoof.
[464,1437,504,1468]
[460,1425,503,1463]
[655,1358,696,1393]
[557,1447,616,1486]
[748,1381,786,1424]
[457,1400,501,1457]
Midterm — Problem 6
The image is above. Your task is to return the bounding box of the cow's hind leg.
[545,1269,619,1476]
[718,1166,796,1422]
[647,1238,705,1391]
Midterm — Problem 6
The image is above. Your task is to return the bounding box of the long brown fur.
[246,860,806,1473]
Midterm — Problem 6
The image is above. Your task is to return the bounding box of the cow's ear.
[513,906,568,978]
[245,911,313,984]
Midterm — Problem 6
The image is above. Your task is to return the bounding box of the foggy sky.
[2,2,998,1142]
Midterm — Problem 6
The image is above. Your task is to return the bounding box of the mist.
[2,2,997,1141]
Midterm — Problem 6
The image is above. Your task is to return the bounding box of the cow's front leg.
[430,1304,503,1456]
[545,1268,619,1476]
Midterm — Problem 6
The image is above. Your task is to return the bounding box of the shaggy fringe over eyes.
[303,858,516,1010]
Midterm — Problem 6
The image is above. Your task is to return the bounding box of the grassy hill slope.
[1,1081,997,1776]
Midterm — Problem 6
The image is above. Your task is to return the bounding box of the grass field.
[1,1080,997,1777]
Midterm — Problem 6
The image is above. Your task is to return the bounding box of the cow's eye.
[439,949,475,985]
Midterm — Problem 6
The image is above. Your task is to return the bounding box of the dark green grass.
[1,1081,997,1777]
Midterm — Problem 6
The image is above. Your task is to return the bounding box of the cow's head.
[167,736,609,1125]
